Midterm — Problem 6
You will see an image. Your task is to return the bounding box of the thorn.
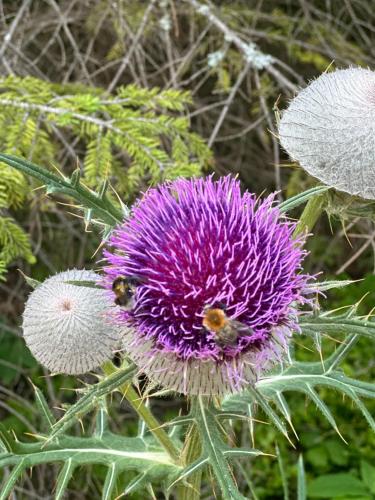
[78,418,85,433]
[46,184,59,195]
[23,432,47,441]
[334,425,348,445]
[98,178,109,199]
[285,432,296,449]
[286,416,299,442]
[17,269,40,289]
[27,377,36,389]
[293,341,315,353]
[346,292,369,318]
[91,238,107,259]
[49,161,67,179]
[314,333,325,372]
[70,168,81,188]
[84,208,93,231]
[365,306,375,321]
[268,128,280,140]
[341,219,353,248]
[323,59,335,73]
[56,200,81,208]
[30,184,46,193]
[109,182,130,218]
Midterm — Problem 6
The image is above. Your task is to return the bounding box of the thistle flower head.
[104,176,309,395]
[279,67,375,199]
[23,269,120,374]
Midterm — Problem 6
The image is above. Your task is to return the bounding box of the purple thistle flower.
[103,176,309,395]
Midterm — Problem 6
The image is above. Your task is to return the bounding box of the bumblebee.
[202,305,253,347]
[112,276,138,310]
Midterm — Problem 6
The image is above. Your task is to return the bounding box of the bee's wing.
[231,320,253,336]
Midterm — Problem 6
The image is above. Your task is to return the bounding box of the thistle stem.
[101,361,180,463]
[178,397,203,500]
[293,192,326,237]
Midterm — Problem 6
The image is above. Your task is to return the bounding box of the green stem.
[178,398,203,500]
[101,361,180,464]
[293,193,326,237]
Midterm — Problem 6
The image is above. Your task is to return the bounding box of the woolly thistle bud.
[279,67,375,199]
[23,269,120,374]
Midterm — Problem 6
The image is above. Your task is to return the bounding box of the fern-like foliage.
[0,76,211,279]
[0,168,35,278]
[0,217,35,276]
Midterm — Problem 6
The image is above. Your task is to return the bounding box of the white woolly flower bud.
[23,269,120,374]
[279,67,375,199]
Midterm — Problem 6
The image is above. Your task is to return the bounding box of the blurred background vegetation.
[1,0,375,498]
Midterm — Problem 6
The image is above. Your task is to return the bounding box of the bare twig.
[207,61,251,148]
[184,0,297,92]
[336,231,375,275]
[107,0,157,93]
[254,70,282,196]
[0,0,32,60]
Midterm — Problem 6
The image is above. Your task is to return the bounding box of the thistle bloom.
[104,177,309,395]
[279,67,375,199]
[23,269,121,374]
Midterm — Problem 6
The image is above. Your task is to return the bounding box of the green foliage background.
[0,0,375,498]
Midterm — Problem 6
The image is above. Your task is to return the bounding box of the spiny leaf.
[224,353,375,438]
[308,279,360,292]
[165,416,195,428]
[64,280,101,289]
[0,423,15,452]
[222,448,269,459]
[232,386,293,446]
[48,363,137,441]
[167,456,209,492]
[256,362,375,402]
[98,178,110,200]
[102,463,119,500]
[0,153,123,226]
[18,269,41,289]
[32,383,55,431]
[297,455,306,500]
[0,459,27,500]
[123,471,149,496]
[195,397,247,500]
[323,334,359,373]
[70,168,81,188]
[276,443,289,500]
[95,400,109,439]
[278,185,329,214]
[303,385,345,441]
[0,433,180,478]
[347,393,375,432]
[55,458,75,500]
[272,391,298,440]
[300,314,375,340]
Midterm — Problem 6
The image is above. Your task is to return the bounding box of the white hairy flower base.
[23,269,120,374]
[121,325,292,396]
[279,67,375,199]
